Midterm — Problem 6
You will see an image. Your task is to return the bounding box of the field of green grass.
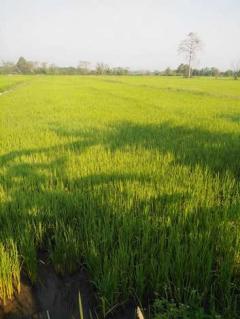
[0,75,29,93]
[0,76,240,318]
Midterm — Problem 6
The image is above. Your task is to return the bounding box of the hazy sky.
[1,0,240,70]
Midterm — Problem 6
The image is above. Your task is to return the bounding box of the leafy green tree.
[211,67,220,77]
[176,64,189,77]
[164,67,173,76]
[16,57,33,74]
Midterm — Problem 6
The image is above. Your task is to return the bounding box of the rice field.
[0,75,240,318]
[0,75,28,93]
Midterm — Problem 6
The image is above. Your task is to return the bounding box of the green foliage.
[153,298,222,319]
[16,57,34,74]
[0,76,240,317]
[0,75,28,92]
[49,221,82,274]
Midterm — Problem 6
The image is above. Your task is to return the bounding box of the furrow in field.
[94,76,240,100]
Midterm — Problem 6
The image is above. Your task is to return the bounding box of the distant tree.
[176,63,189,77]
[31,61,39,73]
[178,32,202,78]
[16,57,34,74]
[191,68,200,76]
[78,61,91,74]
[37,62,49,74]
[224,69,233,77]
[211,67,220,78]
[0,61,16,74]
[96,63,111,75]
[231,60,240,80]
[153,70,160,76]
[112,67,129,75]
[164,67,173,76]
[27,61,41,74]
[202,67,212,76]
[58,66,77,75]
[48,64,58,74]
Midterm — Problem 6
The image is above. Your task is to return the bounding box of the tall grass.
[0,76,239,317]
[0,75,30,93]
[0,240,20,305]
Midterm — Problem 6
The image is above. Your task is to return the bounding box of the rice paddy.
[0,75,28,93]
[0,75,240,318]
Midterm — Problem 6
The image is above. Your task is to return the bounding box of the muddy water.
[0,260,97,319]
[0,259,137,319]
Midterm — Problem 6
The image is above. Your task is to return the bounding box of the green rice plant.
[0,75,29,93]
[18,225,38,282]
[49,221,81,274]
[0,240,20,305]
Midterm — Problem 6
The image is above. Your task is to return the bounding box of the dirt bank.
[0,258,137,319]
[0,258,97,319]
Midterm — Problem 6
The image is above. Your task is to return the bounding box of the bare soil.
[0,258,97,319]
[0,258,136,319]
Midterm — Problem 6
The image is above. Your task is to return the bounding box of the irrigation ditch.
[0,255,138,319]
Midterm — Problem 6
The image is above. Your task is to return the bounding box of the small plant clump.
[0,241,20,305]
[153,298,222,319]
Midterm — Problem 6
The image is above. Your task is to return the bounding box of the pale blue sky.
[1,0,240,70]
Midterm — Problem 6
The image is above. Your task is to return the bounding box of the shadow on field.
[50,120,240,178]
[0,120,240,318]
[1,120,240,178]
[105,121,240,178]
[218,113,240,124]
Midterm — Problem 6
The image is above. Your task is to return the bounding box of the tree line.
[0,58,129,76]
[0,57,239,78]
[161,64,239,78]
[1,32,240,80]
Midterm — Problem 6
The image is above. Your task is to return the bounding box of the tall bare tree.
[178,32,202,78]
[96,62,110,75]
[78,61,91,74]
[231,60,240,80]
